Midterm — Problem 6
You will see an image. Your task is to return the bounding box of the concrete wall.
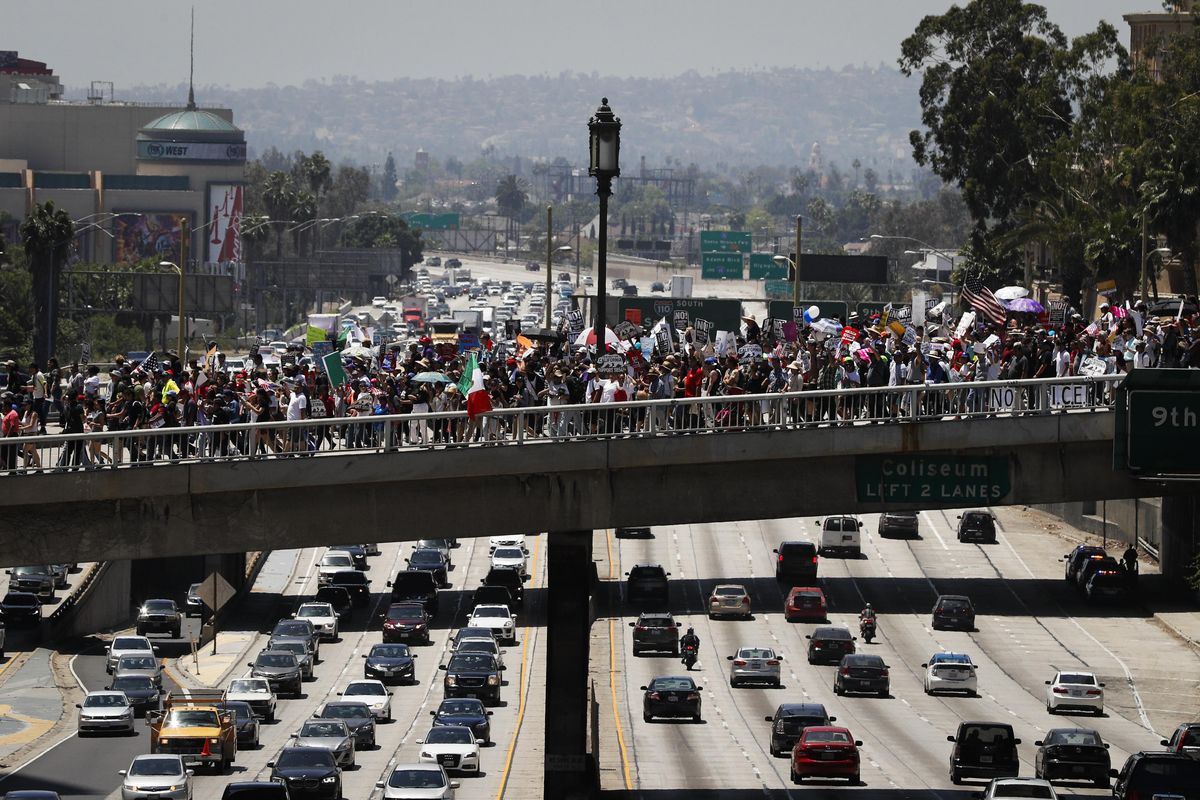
[59,558,132,637]
[1035,498,1164,555]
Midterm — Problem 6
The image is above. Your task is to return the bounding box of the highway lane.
[600,509,1191,798]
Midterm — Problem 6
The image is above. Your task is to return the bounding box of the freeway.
[595,507,1193,798]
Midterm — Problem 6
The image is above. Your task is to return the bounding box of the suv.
[629,612,682,656]
[956,510,997,543]
[625,564,670,604]
[440,652,504,706]
[932,595,976,631]
[314,586,354,620]
[388,571,439,615]
[1162,722,1200,757]
[327,571,370,607]
[834,654,889,697]
[8,566,54,600]
[774,541,818,582]
[136,599,182,638]
[764,703,836,758]
[806,627,856,665]
[1063,545,1106,583]
[106,635,157,674]
[481,567,524,606]
[1111,751,1200,798]
[817,516,862,558]
[472,585,514,612]
[948,721,1021,784]
[878,511,919,538]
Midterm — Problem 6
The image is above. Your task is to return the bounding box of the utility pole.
[792,215,802,307]
[179,217,189,359]
[545,205,553,327]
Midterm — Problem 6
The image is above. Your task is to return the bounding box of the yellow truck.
[147,689,237,772]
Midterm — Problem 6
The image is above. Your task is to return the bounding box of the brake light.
[686,692,700,701]
[742,597,750,605]
[635,626,646,631]
[766,659,780,666]
[1085,689,1102,696]
[648,691,660,700]
[840,667,850,676]
[811,556,818,564]
[733,659,747,666]
[710,598,720,605]
[881,669,889,677]
[778,554,784,562]
[1052,687,1069,694]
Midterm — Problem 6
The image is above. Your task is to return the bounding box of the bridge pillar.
[1160,493,1199,589]
[543,532,596,799]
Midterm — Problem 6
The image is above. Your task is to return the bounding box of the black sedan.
[806,627,856,665]
[226,700,261,749]
[1,592,41,626]
[314,586,354,620]
[430,698,493,744]
[362,643,417,684]
[833,654,890,697]
[407,548,449,588]
[1035,727,1110,786]
[268,747,341,800]
[106,675,160,716]
[315,701,376,749]
[641,676,702,723]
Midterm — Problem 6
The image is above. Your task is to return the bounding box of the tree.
[495,174,528,218]
[20,200,74,364]
[851,158,862,188]
[381,152,398,202]
[863,168,879,194]
[262,171,295,258]
[339,215,424,271]
[290,190,317,255]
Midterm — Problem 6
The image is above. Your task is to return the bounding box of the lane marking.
[605,530,634,791]
[493,533,542,800]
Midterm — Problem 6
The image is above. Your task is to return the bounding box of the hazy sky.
[19,0,1141,90]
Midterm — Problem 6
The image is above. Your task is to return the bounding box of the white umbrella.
[573,326,621,348]
[995,286,1030,301]
[811,318,844,336]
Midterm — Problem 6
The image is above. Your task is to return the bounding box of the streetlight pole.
[178,217,189,358]
[793,215,802,307]
[588,98,621,355]
[545,205,554,324]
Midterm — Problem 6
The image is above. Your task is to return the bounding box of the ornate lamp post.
[588,98,620,354]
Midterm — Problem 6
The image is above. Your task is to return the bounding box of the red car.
[785,587,828,622]
[791,726,863,784]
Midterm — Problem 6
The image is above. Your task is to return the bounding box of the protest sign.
[614,320,641,341]
[693,318,713,346]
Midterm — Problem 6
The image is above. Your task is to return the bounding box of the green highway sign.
[764,280,793,300]
[614,297,743,332]
[749,253,787,280]
[856,455,1011,504]
[768,300,850,324]
[702,251,744,280]
[700,230,752,254]
[1127,390,1200,475]
[401,212,460,230]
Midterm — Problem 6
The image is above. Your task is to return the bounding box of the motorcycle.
[859,618,876,643]
[681,643,698,670]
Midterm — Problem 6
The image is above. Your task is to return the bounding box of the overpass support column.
[1160,493,1199,588]
[543,531,596,799]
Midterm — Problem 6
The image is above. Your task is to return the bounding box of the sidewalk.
[170,549,302,689]
[0,650,66,763]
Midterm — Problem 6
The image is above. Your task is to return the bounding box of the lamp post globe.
[588,98,620,354]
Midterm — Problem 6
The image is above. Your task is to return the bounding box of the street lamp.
[546,244,573,328]
[588,97,620,353]
[160,261,185,358]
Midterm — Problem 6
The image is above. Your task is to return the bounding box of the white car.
[339,679,393,721]
[226,677,277,722]
[372,296,387,307]
[922,653,978,696]
[489,546,527,574]
[488,534,526,554]
[417,725,480,774]
[378,763,458,799]
[727,646,782,688]
[980,777,1057,800]
[295,602,339,640]
[455,637,506,670]
[583,276,594,286]
[269,341,289,355]
[318,552,356,584]
[77,690,135,736]
[106,635,157,674]
[1045,670,1104,714]
[467,604,517,645]
[119,754,192,800]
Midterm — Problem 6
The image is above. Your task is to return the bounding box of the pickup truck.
[148,690,237,772]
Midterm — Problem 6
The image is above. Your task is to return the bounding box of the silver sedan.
[708,584,752,619]
[78,690,136,735]
[293,719,356,767]
[727,646,783,688]
[120,754,192,800]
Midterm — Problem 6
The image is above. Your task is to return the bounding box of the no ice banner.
[855,456,1011,504]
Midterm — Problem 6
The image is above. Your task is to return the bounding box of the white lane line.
[922,511,950,551]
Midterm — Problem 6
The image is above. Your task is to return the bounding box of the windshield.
[229,680,269,693]
[5,594,38,606]
[387,606,424,621]
[113,637,150,650]
[296,606,330,618]
[273,642,307,657]
[474,607,507,618]
[143,601,174,613]
[1058,673,1096,685]
[993,786,1053,799]
[410,551,441,564]
[805,730,851,744]
[458,640,497,654]
[13,566,46,575]
[119,656,156,670]
[274,622,309,637]
[322,704,369,719]
[321,555,352,566]
[449,654,495,671]
[111,676,153,691]
[228,704,253,721]
[163,710,218,728]
[649,678,695,691]
[426,727,472,744]
[639,617,674,628]
[939,599,971,611]
[494,548,523,559]
[781,716,826,733]
[738,649,775,659]
[129,757,182,776]
[438,700,484,715]
[84,694,128,707]
[388,769,445,789]
[714,586,745,596]
[345,682,385,696]
[276,750,335,769]
[301,721,346,737]
[629,567,665,579]
[1046,730,1101,746]
[257,654,296,668]
[370,645,410,658]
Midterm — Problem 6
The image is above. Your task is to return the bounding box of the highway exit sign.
[749,253,787,280]
[701,251,744,280]
[1117,368,1200,478]
[700,230,752,254]
[856,455,1011,504]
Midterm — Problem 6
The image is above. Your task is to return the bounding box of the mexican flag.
[458,353,492,419]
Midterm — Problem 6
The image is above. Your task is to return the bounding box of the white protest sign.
[715,330,735,356]
[80,341,92,365]
[955,311,976,339]
[989,385,1019,411]
[614,320,641,341]
[1079,354,1108,377]
[1049,383,1088,407]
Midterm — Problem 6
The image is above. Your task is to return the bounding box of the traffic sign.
[700,230,752,254]
[385,274,398,285]
[701,251,744,280]
[855,455,1011,504]
[748,253,787,280]
[196,572,236,613]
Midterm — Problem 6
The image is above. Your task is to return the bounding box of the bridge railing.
[0,374,1123,476]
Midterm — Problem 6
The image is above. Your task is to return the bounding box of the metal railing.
[0,375,1123,477]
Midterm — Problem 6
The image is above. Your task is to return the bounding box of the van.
[817,516,862,558]
[947,721,1020,784]
[773,541,818,582]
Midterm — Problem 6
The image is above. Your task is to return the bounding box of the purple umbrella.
[1005,297,1045,314]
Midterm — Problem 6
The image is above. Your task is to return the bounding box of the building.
[1124,1,1196,82]
[0,50,246,270]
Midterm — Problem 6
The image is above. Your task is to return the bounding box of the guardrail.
[0,375,1123,477]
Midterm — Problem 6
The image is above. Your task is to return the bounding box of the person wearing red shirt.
[683,359,704,429]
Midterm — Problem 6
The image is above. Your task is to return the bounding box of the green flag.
[322,351,348,388]
[458,353,477,397]
[306,325,326,347]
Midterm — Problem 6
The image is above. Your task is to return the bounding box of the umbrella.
[413,371,451,383]
[574,326,620,347]
[811,318,844,336]
[995,286,1030,301]
[343,344,374,359]
[521,328,562,343]
[1005,297,1044,314]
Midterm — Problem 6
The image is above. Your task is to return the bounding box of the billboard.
[207,184,244,265]
[112,212,190,265]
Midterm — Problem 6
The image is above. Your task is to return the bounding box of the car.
[119,754,193,800]
[471,584,515,613]
[440,652,504,705]
[932,594,976,630]
[363,643,417,684]
[417,725,480,774]
[327,544,368,570]
[525,261,541,271]
[185,583,205,617]
[326,571,371,607]
[268,639,314,681]
[361,542,382,556]
[314,586,353,621]
[1,591,42,627]
[268,342,289,356]
[4,792,61,800]
[489,546,527,575]
[451,628,497,650]
[107,675,161,716]
[426,257,441,267]
[878,510,919,537]
[77,690,135,735]
[957,510,997,543]
[115,654,163,687]
[1035,728,1110,786]
[219,782,290,800]
[407,548,450,588]
[488,534,526,554]
[268,747,341,800]
[1077,556,1122,593]
[629,612,681,656]
[784,586,828,622]
[46,564,69,590]
[1085,568,1127,601]
[106,635,157,673]
[641,675,701,722]
[834,653,889,696]
[315,701,376,749]
[416,539,456,566]
[765,703,836,758]
[790,726,863,784]
[582,276,594,287]
[292,719,355,767]
[614,526,651,538]
[389,570,440,615]
[466,604,517,645]
[1063,545,1106,583]
[294,602,339,640]
[382,603,432,645]
[708,584,752,619]
[1110,751,1200,799]
[226,677,277,722]
[338,679,393,721]
[922,652,978,696]
[372,297,387,307]
[1045,670,1104,714]
[481,567,524,606]
[8,566,55,600]
[445,258,461,268]
[318,552,356,585]
[651,281,665,292]
[247,651,303,697]
[727,646,782,687]
[979,777,1057,799]
[377,763,459,800]
[622,285,638,296]
[948,721,1021,784]
[455,638,505,670]
[774,540,818,582]
[430,698,492,744]
[1162,722,1200,757]
[805,626,856,665]
[817,516,862,557]
[625,563,670,604]
[271,619,321,657]
[225,701,261,749]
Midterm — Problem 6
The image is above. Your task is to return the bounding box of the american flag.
[962,274,1008,325]
[137,351,162,376]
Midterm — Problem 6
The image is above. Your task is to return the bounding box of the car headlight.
[447,676,457,686]
[487,675,500,686]
[209,737,220,744]
[320,776,336,784]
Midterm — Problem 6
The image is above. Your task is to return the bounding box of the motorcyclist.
[859,603,876,623]
[680,627,700,654]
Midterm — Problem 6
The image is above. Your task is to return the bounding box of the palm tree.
[262,171,295,258]
[495,175,527,258]
[302,152,332,252]
[19,201,74,365]
[290,190,317,256]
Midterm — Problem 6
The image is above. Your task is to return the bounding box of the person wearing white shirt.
[1054,343,1072,377]
[285,385,308,451]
